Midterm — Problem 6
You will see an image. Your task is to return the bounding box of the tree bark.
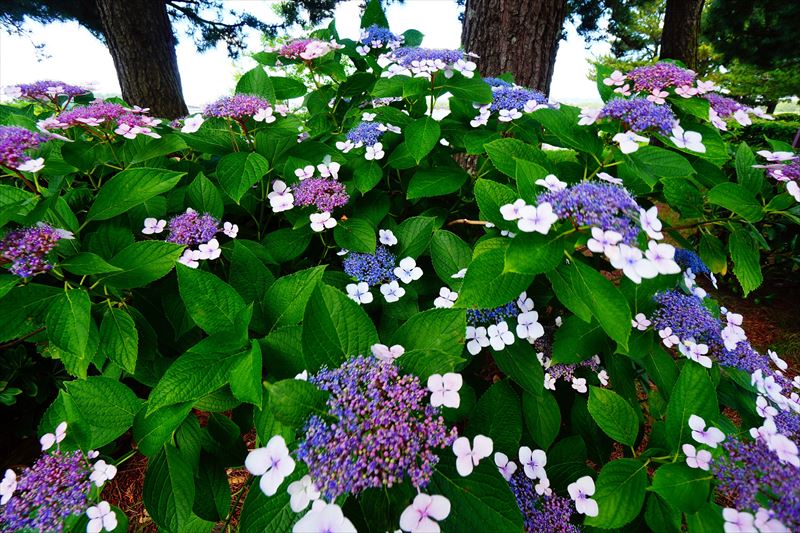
[461,0,569,95]
[660,0,705,70]
[95,0,188,118]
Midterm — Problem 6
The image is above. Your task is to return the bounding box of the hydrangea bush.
[1,2,798,531]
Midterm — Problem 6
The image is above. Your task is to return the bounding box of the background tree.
[0,0,340,118]
[658,0,704,69]
[460,0,570,94]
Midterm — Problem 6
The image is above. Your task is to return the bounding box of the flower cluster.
[0,125,46,171]
[753,150,800,202]
[470,78,550,126]
[343,245,397,287]
[7,80,89,101]
[296,356,457,499]
[1,422,119,533]
[342,236,420,304]
[625,63,697,92]
[508,471,581,533]
[336,119,399,158]
[704,92,760,129]
[44,101,161,139]
[467,301,519,327]
[294,178,349,212]
[538,182,641,244]
[142,208,237,269]
[543,355,607,394]
[203,94,276,122]
[357,25,403,54]
[0,224,72,277]
[599,98,676,135]
[268,160,348,232]
[277,39,342,60]
[379,47,477,79]
[463,292,545,354]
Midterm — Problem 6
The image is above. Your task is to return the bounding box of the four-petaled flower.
[89,460,118,487]
[371,343,405,362]
[465,326,490,355]
[427,373,462,408]
[40,421,67,451]
[602,70,626,86]
[535,174,567,192]
[380,280,406,302]
[679,340,712,368]
[0,469,16,505]
[681,443,712,471]
[639,206,664,240]
[453,435,493,476]
[518,446,547,480]
[516,203,558,234]
[287,475,321,513]
[433,287,458,308]
[670,124,706,153]
[688,415,725,448]
[293,501,357,533]
[612,131,649,154]
[632,312,651,331]
[399,493,451,533]
[245,435,296,496]
[487,321,515,350]
[295,165,315,180]
[722,508,755,533]
[587,227,623,255]
[309,212,337,232]
[268,180,294,213]
[568,476,599,517]
[379,228,398,246]
[223,221,238,238]
[365,142,385,160]
[86,501,118,533]
[142,218,166,235]
[516,311,544,342]
[395,257,423,283]
[198,238,221,260]
[181,114,204,133]
[607,244,658,284]
[500,199,527,221]
[346,281,373,304]
[494,452,517,481]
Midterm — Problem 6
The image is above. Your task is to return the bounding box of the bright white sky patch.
[0,0,609,107]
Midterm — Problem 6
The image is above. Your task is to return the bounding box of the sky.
[0,0,610,107]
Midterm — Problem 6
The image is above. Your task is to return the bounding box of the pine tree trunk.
[95,0,188,119]
[660,0,705,70]
[461,0,569,95]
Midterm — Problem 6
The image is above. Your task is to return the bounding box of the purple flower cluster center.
[489,85,547,112]
[0,224,63,277]
[56,101,127,127]
[293,178,350,212]
[546,357,600,384]
[508,471,581,533]
[674,248,710,276]
[626,62,696,92]
[537,182,641,244]
[390,47,466,66]
[705,93,744,117]
[165,210,220,246]
[1,451,91,532]
[360,25,401,46]
[0,126,45,170]
[652,290,722,348]
[600,97,676,134]
[203,94,270,120]
[15,80,89,100]
[467,301,518,327]
[345,121,385,146]
[342,245,397,286]
[296,356,456,499]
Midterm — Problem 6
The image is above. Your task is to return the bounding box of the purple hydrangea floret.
[296,356,457,499]
[0,451,91,532]
[0,126,45,170]
[489,85,547,113]
[0,224,65,277]
[626,62,696,92]
[342,245,397,286]
[15,80,89,100]
[704,93,745,117]
[360,25,402,47]
[293,178,349,212]
[165,210,220,246]
[203,94,271,120]
[390,47,467,67]
[508,471,581,533]
[345,121,386,146]
[467,301,518,327]
[674,248,710,276]
[600,97,676,134]
[537,182,641,244]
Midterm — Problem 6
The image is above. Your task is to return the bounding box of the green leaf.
[228,240,274,303]
[484,138,544,179]
[263,266,326,330]
[644,493,681,533]
[492,342,545,398]
[105,241,184,289]
[352,159,383,193]
[302,284,379,372]
[216,151,270,203]
[551,316,605,364]
[333,218,376,253]
[395,216,437,258]
[128,134,187,164]
[193,456,230,522]
[98,308,138,373]
[268,379,327,427]
[459,243,533,308]
[430,459,524,533]
[0,284,61,344]
[504,233,564,275]
[699,234,727,274]
[514,159,550,202]
[627,146,695,179]
[404,117,441,162]
[533,106,603,154]
[523,390,561,449]
[87,168,184,221]
[468,380,522,451]
[235,66,275,101]
[430,230,472,283]
[143,445,197,532]
[729,228,763,296]
[650,463,710,514]
[407,167,468,199]
[60,253,122,275]
[662,177,704,218]
[665,362,718,451]
[186,172,224,219]
[230,341,263,407]
[669,96,710,122]
[707,182,764,222]
[177,264,247,335]
[133,402,193,456]
[360,0,389,27]
[391,308,466,360]
[272,77,307,100]
[239,468,303,532]
[396,349,465,380]
[547,266,592,322]
[584,459,648,529]
[148,337,248,413]
[64,377,143,448]
[686,502,725,532]
[588,386,639,446]
[570,260,632,349]
[734,142,763,195]
[473,178,518,231]
[46,288,91,356]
